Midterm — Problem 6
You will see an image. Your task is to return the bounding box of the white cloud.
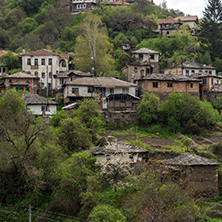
[154,0,208,18]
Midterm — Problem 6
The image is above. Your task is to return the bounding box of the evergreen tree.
[200,0,222,60]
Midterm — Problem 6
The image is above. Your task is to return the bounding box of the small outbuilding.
[90,141,149,164]
[165,154,220,198]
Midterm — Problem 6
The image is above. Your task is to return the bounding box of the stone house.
[158,16,199,37]
[2,72,39,93]
[158,18,182,36]
[63,77,137,109]
[106,93,140,112]
[0,63,8,76]
[54,70,93,89]
[165,154,220,198]
[22,93,57,118]
[198,73,222,100]
[70,0,96,14]
[135,74,201,99]
[90,141,149,164]
[21,49,70,89]
[122,48,160,82]
[208,84,222,105]
[164,61,216,76]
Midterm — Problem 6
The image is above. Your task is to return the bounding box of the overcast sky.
[154,0,209,18]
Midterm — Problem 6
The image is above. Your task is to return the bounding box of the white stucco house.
[63,77,137,109]
[22,93,57,118]
[21,49,70,89]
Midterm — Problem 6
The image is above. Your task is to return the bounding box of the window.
[153,82,158,88]
[88,86,94,93]
[3,67,5,73]
[42,72,45,78]
[41,106,48,112]
[72,88,79,94]
[211,78,213,85]
[209,71,212,74]
[34,58,38,66]
[48,58,52,65]
[48,83,51,89]
[150,54,154,60]
[167,83,173,87]
[49,72,52,78]
[26,79,30,83]
[185,70,189,76]
[140,69,144,77]
[190,83,193,88]
[134,67,138,73]
[0,68,1,72]
[139,54,143,60]
[27,58,31,65]
[123,88,129,94]
[204,90,208,96]
[110,88,114,94]
[9,79,12,83]
[41,59,45,65]
[26,86,29,92]
[191,70,195,74]
[16,86,24,91]
[34,71,38,76]
[202,78,206,85]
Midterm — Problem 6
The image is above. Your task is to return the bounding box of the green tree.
[137,92,160,125]
[50,152,100,216]
[0,52,19,70]
[74,13,114,76]
[88,204,126,222]
[160,93,185,132]
[200,0,222,60]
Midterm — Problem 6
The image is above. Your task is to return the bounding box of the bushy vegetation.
[138,92,220,134]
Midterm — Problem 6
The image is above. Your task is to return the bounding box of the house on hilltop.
[21,49,70,89]
[63,77,137,109]
[22,93,57,118]
[122,48,160,82]
[135,74,201,99]
[2,72,39,93]
[70,0,96,14]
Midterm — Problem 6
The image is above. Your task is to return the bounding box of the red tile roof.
[59,54,70,59]
[158,18,181,24]
[23,49,58,56]
[109,1,131,5]
[0,50,18,56]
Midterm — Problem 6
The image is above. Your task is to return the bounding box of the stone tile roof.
[0,50,18,56]
[4,72,39,79]
[174,61,216,70]
[65,77,137,88]
[209,84,222,92]
[175,16,199,23]
[23,49,58,56]
[22,93,57,105]
[158,18,181,24]
[90,141,148,155]
[165,154,220,166]
[136,74,201,82]
[132,48,160,54]
[56,70,93,78]
[108,1,131,5]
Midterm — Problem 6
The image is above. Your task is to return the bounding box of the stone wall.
[101,111,138,126]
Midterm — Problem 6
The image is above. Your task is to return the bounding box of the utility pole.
[46,65,48,97]
[29,204,32,222]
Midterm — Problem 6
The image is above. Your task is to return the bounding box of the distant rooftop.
[136,74,201,82]
[173,61,216,70]
[23,49,70,58]
[64,77,137,88]
[4,72,39,79]
[22,93,57,105]
[90,141,148,155]
[0,50,18,57]
[165,154,220,166]
[132,48,160,54]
